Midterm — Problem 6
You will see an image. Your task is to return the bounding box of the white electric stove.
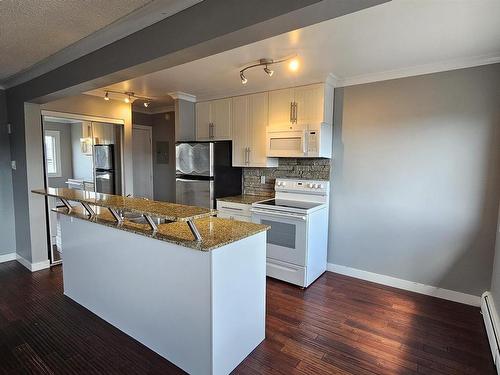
[251,178,330,287]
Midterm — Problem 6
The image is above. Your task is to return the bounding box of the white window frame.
[44,130,62,178]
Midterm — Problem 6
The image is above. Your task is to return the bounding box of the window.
[44,130,62,177]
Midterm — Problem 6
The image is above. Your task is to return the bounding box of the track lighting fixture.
[239,55,297,84]
[102,90,154,107]
[240,71,248,85]
[264,65,274,77]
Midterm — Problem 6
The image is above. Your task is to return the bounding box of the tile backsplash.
[243,158,331,197]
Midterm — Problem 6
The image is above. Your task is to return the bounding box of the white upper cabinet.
[231,95,248,167]
[268,88,294,126]
[268,83,334,128]
[195,101,211,140]
[231,92,278,168]
[196,98,232,141]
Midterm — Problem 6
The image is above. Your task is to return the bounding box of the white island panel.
[59,214,266,375]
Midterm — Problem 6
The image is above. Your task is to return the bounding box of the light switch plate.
[260,175,266,184]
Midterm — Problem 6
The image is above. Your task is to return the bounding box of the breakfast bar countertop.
[32,187,215,222]
[52,206,269,251]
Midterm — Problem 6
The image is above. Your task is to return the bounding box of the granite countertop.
[53,206,269,251]
[32,188,215,222]
[217,194,272,205]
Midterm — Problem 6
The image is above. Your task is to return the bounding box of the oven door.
[266,130,307,158]
[251,208,308,266]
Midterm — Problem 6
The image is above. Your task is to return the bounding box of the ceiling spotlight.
[240,71,248,85]
[124,95,131,104]
[104,92,110,101]
[264,65,274,77]
[288,58,299,72]
[143,101,150,108]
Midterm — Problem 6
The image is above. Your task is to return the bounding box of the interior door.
[268,88,294,127]
[231,95,249,167]
[212,98,232,140]
[132,125,153,199]
[196,101,211,140]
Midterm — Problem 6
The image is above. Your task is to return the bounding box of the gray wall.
[175,99,195,142]
[330,64,500,296]
[0,90,16,256]
[132,111,176,202]
[490,206,500,306]
[43,121,73,188]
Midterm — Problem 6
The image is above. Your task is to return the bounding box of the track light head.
[143,101,149,108]
[264,65,274,77]
[240,71,248,85]
[104,92,110,101]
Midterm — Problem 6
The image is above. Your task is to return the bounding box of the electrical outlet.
[11,161,16,170]
[260,175,266,184]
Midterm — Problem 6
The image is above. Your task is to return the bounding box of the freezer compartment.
[95,170,115,194]
[176,142,213,177]
[176,178,214,209]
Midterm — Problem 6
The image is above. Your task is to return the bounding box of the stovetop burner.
[257,199,323,211]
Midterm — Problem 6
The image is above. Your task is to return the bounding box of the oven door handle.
[250,208,306,221]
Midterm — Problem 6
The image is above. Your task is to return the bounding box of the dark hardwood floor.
[0,260,494,374]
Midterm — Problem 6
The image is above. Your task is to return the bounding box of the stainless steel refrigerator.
[176,141,242,209]
[94,144,115,194]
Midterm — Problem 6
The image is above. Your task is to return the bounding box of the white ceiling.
[0,0,201,86]
[86,0,500,103]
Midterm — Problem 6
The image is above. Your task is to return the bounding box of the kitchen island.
[32,188,269,375]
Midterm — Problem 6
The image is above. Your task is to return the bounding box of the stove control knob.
[314,184,319,189]
[319,184,325,189]
[307,183,314,188]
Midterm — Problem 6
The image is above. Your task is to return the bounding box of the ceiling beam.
[7,0,388,104]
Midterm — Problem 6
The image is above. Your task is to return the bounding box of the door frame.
[41,111,126,266]
[132,124,154,199]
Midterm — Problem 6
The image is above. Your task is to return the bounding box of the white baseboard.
[327,263,480,306]
[481,292,500,372]
[0,252,17,263]
[16,254,50,272]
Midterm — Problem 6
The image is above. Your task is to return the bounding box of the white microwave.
[266,123,332,158]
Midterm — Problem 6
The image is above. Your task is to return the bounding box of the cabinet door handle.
[293,102,298,123]
[303,131,308,155]
[289,102,293,123]
[247,147,251,165]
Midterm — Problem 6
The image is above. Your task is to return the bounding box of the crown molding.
[0,0,202,89]
[326,73,340,87]
[168,91,197,102]
[336,54,500,87]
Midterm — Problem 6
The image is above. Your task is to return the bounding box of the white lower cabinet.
[231,92,278,167]
[216,200,252,222]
